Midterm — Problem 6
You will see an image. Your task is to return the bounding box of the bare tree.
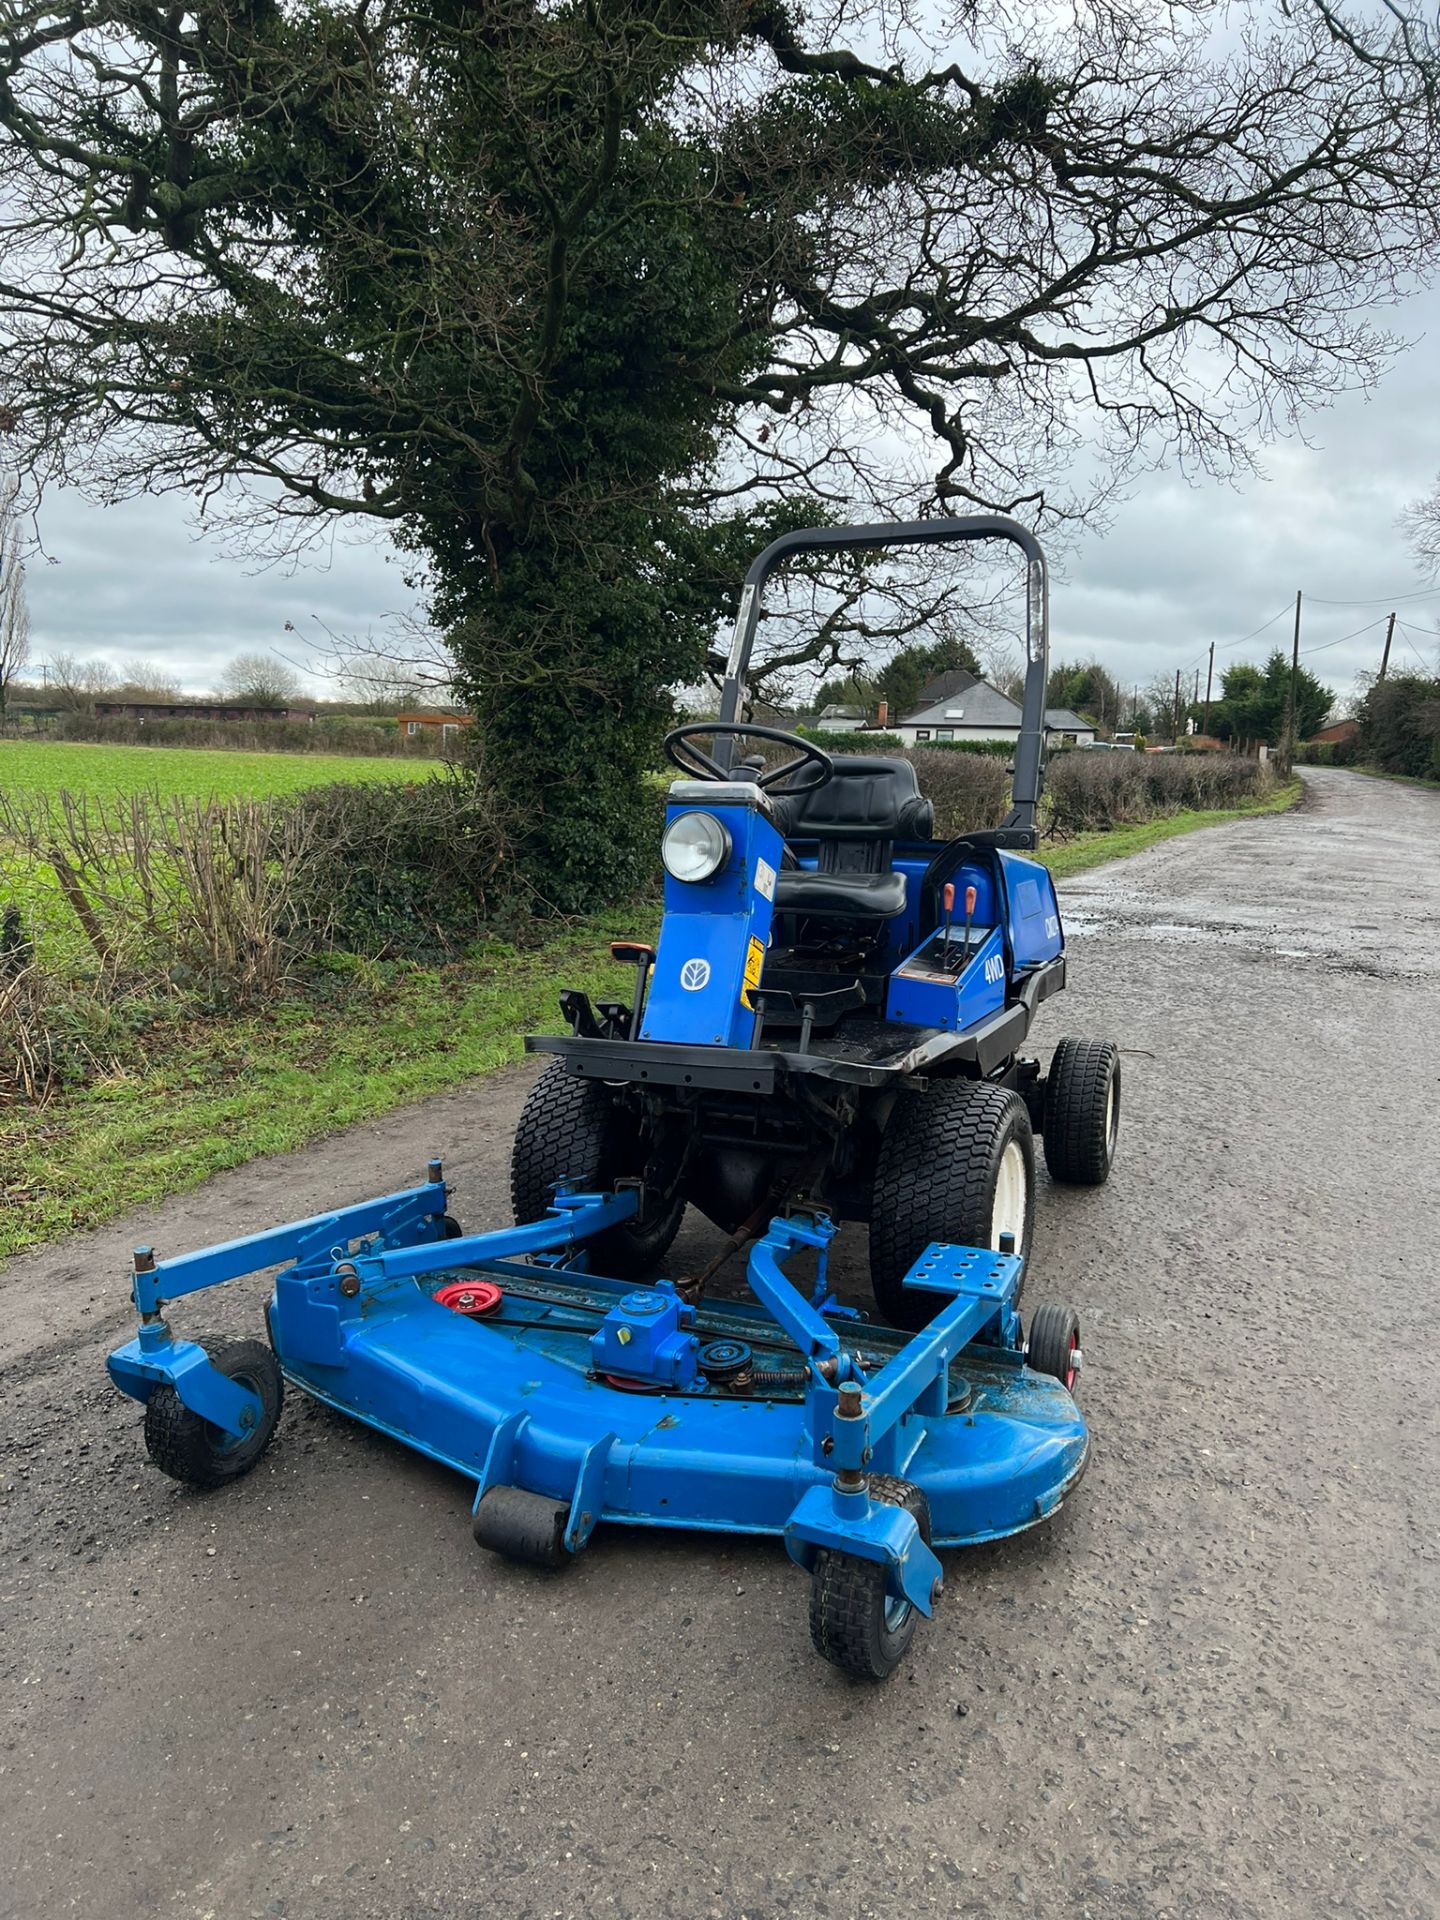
[114,659,181,701]
[218,653,303,708]
[1401,474,1440,582]
[45,651,115,712]
[295,612,454,714]
[0,483,29,721]
[1144,673,1183,741]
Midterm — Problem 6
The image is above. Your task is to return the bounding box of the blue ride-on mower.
[107,515,1113,1681]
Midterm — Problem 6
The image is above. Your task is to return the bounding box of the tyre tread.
[1042,1038,1119,1186]
[870,1081,1033,1327]
[510,1061,683,1275]
[808,1476,931,1681]
[142,1338,282,1489]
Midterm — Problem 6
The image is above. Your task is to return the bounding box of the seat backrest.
[774,755,934,877]
[776,756,934,841]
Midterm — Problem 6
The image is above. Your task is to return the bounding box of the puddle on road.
[1058,911,1422,976]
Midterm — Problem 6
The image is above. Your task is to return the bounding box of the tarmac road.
[2,767,1437,1920]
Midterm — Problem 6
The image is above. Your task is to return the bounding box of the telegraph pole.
[1378,612,1395,682]
[1281,590,1302,772]
[1202,641,1215,736]
[1173,667,1182,742]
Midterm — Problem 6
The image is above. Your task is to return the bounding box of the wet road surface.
[2,768,1437,1919]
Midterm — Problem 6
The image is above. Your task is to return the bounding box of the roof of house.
[1044,708,1094,732]
[816,702,868,722]
[396,708,474,724]
[901,679,1021,728]
[912,669,979,708]
[1307,717,1358,742]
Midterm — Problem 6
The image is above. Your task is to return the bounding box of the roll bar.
[716,515,1050,838]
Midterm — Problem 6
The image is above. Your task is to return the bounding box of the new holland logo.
[680,958,711,991]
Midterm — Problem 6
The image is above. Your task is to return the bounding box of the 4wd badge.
[680,958,711,991]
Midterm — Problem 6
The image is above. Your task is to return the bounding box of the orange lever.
[965,885,977,915]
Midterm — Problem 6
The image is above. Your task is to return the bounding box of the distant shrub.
[277,768,512,958]
[0,786,323,1000]
[52,711,448,758]
[909,748,1011,835]
[1047,752,1273,834]
[1352,676,1440,781]
[1295,740,1357,767]
[911,737,1015,759]
[795,728,905,753]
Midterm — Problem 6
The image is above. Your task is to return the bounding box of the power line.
[1210,603,1295,656]
[1164,599,1425,719]
[1303,585,1440,608]
[1299,615,1388,656]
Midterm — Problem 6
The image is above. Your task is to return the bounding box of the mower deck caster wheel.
[1027,1302,1082,1391]
[143,1338,283,1488]
[809,1476,932,1682]
[439,1214,464,1240]
[473,1485,572,1571]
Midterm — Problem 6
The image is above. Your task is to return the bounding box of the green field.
[0,739,445,974]
[0,738,437,800]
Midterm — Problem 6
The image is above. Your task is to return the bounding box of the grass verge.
[1338,763,1440,792]
[0,780,1301,1257]
[0,915,644,1257]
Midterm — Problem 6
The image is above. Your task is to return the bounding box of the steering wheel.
[664,722,835,797]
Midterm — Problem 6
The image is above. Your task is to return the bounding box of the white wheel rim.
[1104,1077,1117,1156]
[991,1139,1029,1250]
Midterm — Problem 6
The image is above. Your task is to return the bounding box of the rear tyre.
[473,1486,571,1570]
[143,1339,283,1489]
[809,1476,933,1682]
[869,1082,1036,1331]
[1027,1302,1082,1391]
[1042,1038,1120,1186]
[510,1061,685,1277]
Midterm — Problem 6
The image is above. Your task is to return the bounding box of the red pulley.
[434,1280,503,1317]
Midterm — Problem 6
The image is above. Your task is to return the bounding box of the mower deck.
[276,1258,1087,1550]
[107,1165,1089,1679]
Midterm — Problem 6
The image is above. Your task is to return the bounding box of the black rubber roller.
[472,1485,572,1570]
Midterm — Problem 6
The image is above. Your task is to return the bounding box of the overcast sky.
[22,283,1440,712]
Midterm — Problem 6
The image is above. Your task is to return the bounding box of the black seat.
[773,757,933,921]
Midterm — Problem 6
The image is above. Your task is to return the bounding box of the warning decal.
[740,935,766,1009]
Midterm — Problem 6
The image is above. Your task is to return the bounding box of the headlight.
[662,810,731,883]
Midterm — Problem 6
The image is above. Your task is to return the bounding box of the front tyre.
[1042,1038,1120,1186]
[510,1061,685,1278]
[869,1082,1036,1330]
[143,1339,283,1489]
[809,1476,933,1682]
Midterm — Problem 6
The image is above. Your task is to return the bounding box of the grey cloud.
[25,492,413,695]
